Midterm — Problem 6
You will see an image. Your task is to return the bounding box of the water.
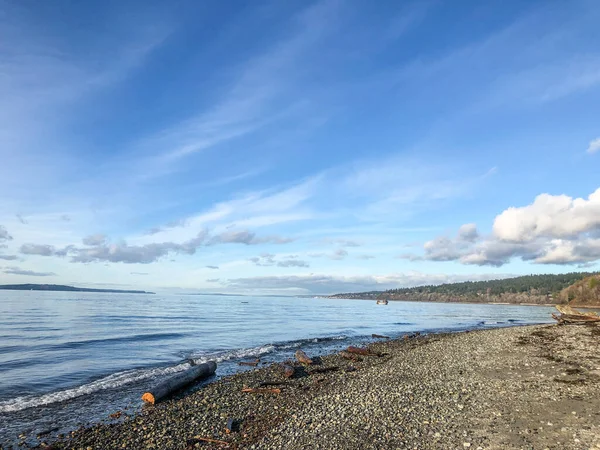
[0,291,555,447]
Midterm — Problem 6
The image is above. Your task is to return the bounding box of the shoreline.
[327,296,561,307]
[28,323,599,449]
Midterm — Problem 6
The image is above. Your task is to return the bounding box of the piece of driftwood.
[239,359,259,367]
[553,305,600,324]
[225,418,240,433]
[339,351,362,362]
[372,334,390,339]
[190,436,229,446]
[142,361,216,404]
[308,366,339,375]
[241,387,281,394]
[258,381,292,387]
[346,346,379,357]
[295,350,313,365]
[281,363,295,378]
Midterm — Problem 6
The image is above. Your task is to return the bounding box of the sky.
[1,0,599,295]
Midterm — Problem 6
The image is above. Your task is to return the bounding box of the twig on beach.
[308,366,339,375]
[189,436,230,446]
[241,387,281,394]
[258,381,293,387]
[238,359,260,367]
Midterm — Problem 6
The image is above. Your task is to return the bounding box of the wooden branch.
[190,436,230,446]
[308,366,339,375]
[295,350,313,365]
[238,359,259,367]
[258,381,292,387]
[371,334,390,339]
[339,351,362,362]
[241,387,281,394]
[346,346,380,357]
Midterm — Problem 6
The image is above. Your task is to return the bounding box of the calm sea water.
[0,290,555,447]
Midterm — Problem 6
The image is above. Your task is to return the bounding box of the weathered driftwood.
[557,305,599,316]
[553,305,600,324]
[238,359,259,367]
[142,361,216,404]
[281,363,295,378]
[241,387,281,394]
[189,436,229,446]
[372,334,390,339]
[295,349,313,365]
[346,346,379,357]
[309,366,339,375]
[258,381,292,387]
[339,350,362,362]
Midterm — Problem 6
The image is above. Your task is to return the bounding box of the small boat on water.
[376,299,389,305]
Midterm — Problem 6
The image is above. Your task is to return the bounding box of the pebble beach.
[19,324,600,450]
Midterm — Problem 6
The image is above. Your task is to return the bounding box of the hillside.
[561,274,600,307]
[0,284,154,294]
[329,273,597,305]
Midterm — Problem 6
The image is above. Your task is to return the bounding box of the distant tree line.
[329,272,598,304]
[385,273,595,296]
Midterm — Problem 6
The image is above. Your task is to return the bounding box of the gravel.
[16,324,600,450]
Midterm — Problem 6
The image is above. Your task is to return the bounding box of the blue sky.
[1,0,599,294]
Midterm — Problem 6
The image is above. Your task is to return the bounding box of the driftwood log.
[553,305,600,325]
[339,350,362,362]
[371,334,390,339]
[142,361,217,404]
[295,350,313,365]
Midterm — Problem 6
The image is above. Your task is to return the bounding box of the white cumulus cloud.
[492,188,600,242]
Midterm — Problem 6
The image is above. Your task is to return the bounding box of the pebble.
[34,324,600,450]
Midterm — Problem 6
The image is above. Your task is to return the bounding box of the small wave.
[393,322,414,325]
[190,344,276,365]
[275,335,347,350]
[27,332,187,353]
[0,363,191,413]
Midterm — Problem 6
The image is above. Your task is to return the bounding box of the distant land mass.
[0,284,155,294]
[328,272,600,307]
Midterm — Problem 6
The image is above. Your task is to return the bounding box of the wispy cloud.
[0,226,12,242]
[3,266,56,277]
[249,253,310,268]
[588,137,600,154]
[130,0,342,183]
[223,272,515,295]
[0,3,170,215]
[19,227,296,264]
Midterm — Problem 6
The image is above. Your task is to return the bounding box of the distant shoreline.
[0,284,154,294]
